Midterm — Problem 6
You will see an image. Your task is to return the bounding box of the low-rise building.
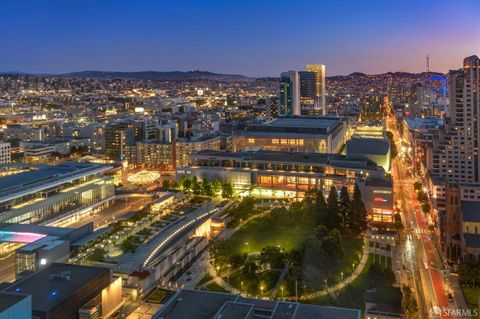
[346,137,391,172]
[232,117,346,154]
[365,287,403,319]
[0,142,11,165]
[153,289,361,319]
[3,263,119,319]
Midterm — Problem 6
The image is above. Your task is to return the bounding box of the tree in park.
[212,179,222,194]
[315,189,327,210]
[315,225,329,240]
[303,189,317,206]
[260,246,285,269]
[322,228,344,258]
[191,176,202,195]
[203,179,214,196]
[325,186,341,230]
[350,183,367,233]
[339,186,351,227]
[162,179,171,189]
[183,178,192,192]
[221,182,234,198]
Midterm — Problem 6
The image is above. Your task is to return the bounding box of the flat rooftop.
[461,201,480,222]
[154,289,361,319]
[240,117,343,135]
[346,137,390,156]
[0,292,30,313]
[191,150,380,171]
[4,263,110,312]
[0,161,111,203]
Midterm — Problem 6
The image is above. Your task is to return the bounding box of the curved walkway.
[298,236,369,300]
[206,212,370,300]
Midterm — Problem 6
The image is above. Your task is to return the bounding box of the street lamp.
[241,281,244,291]
[244,242,249,255]
[341,272,344,281]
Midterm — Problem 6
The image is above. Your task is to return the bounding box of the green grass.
[203,281,229,293]
[227,215,314,254]
[305,254,375,312]
[146,288,168,303]
[196,273,213,287]
[334,236,364,282]
[462,286,480,318]
[228,269,280,296]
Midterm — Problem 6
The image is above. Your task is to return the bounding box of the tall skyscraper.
[306,64,326,115]
[280,71,300,116]
[430,55,479,183]
[299,71,316,112]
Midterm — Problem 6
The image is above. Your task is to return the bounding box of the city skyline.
[1,0,479,77]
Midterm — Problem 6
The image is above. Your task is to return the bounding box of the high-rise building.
[299,71,316,112]
[104,121,138,161]
[425,56,480,260]
[279,71,300,116]
[430,56,479,183]
[306,64,326,115]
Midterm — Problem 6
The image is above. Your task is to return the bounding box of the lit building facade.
[177,150,392,215]
[124,135,221,169]
[280,71,300,116]
[0,142,11,165]
[232,117,345,154]
[0,162,114,226]
[306,64,326,115]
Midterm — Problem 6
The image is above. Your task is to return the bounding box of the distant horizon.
[1,0,478,77]
[0,68,451,78]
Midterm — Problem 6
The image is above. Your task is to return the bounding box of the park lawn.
[332,236,364,283]
[305,253,375,312]
[228,269,280,296]
[196,273,213,288]
[203,281,229,293]
[462,286,480,317]
[227,215,315,254]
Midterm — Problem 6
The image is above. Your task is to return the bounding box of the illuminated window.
[248,138,255,144]
[297,139,304,145]
[289,139,297,145]
[281,139,288,145]
[272,139,279,144]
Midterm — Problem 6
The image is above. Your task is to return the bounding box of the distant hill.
[61,70,249,81]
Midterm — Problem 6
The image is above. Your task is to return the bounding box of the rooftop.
[346,137,390,156]
[0,292,30,313]
[4,263,110,312]
[464,234,480,248]
[154,289,361,319]
[461,201,480,222]
[240,117,343,135]
[192,150,380,171]
[365,287,402,316]
[0,161,111,203]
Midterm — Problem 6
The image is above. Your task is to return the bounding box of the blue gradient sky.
[1,0,479,76]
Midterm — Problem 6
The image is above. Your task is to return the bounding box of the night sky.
[1,0,479,77]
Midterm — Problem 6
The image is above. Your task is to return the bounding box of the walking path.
[206,231,370,300]
[270,263,289,299]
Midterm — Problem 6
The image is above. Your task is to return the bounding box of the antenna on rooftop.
[426,54,430,76]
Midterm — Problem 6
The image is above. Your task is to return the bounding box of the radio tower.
[426,54,430,76]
